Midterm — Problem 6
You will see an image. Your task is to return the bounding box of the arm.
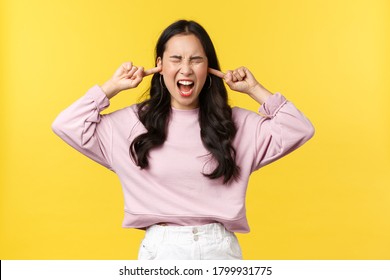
[52,86,114,169]
[52,62,161,169]
[252,93,314,170]
[209,67,314,170]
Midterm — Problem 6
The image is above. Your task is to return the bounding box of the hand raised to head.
[208,67,261,95]
[143,65,162,77]
[114,63,162,89]
[102,63,162,99]
[208,68,225,79]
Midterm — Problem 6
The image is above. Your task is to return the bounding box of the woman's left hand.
[208,67,260,95]
[209,67,272,104]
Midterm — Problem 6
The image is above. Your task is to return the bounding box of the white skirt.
[138,223,242,260]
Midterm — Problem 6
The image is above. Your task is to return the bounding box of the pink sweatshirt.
[52,86,314,233]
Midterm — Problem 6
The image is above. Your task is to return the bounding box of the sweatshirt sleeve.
[251,92,315,171]
[51,85,114,170]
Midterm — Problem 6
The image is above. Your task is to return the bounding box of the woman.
[52,20,314,260]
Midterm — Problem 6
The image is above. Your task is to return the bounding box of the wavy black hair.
[130,20,240,183]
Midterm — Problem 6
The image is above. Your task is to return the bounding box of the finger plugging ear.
[208,68,225,79]
[143,65,162,76]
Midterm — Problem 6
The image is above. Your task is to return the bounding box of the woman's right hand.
[101,62,161,99]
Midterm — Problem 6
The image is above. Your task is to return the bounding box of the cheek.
[162,65,177,87]
[195,65,208,82]
[160,59,180,92]
[162,64,176,77]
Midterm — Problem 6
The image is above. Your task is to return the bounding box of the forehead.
[164,34,205,56]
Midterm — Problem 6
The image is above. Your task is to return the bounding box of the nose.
[180,60,193,76]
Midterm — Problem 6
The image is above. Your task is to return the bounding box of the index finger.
[144,65,162,76]
[208,68,225,79]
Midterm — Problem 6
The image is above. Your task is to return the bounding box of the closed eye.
[190,56,205,64]
[169,55,182,63]
[168,55,205,64]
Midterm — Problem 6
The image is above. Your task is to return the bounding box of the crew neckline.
[171,106,200,115]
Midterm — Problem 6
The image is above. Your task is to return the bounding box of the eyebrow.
[169,55,182,59]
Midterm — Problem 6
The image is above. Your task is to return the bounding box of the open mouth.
[177,80,195,97]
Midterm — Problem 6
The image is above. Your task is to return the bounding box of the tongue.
[179,84,193,92]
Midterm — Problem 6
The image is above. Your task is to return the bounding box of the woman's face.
[157,34,208,110]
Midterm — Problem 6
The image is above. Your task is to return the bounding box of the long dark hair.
[130,20,240,183]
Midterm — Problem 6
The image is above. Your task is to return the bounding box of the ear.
[156,57,163,74]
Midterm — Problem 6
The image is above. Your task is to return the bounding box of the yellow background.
[1,0,389,259]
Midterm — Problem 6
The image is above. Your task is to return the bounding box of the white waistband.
[144,222,234,245]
